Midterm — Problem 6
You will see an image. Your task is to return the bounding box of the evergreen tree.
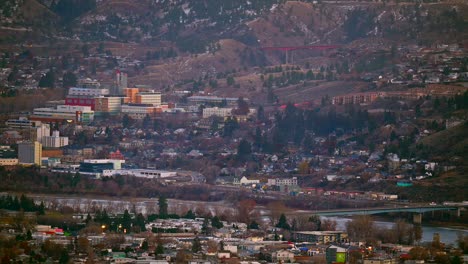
[122,114,132,128]
[135,213,146,231]
[143,114,151,129]
[201,218,210,235]
[39,70,55,88]
[155,243,164,257]
[192,236,202,253]
[226,76,235,86]
[237,139,252,160]
[158,196,168,217]
[211,216,223,229]
[59,249,70,264]
[62,71,77,88]
[122,209,132,232]
[276,213,290,230]
[248,220,259,229]
[26,230,32,240]
[85,213,92,224]
[141,240,149,250]
[184,210,196,219]
[257,105,265,121]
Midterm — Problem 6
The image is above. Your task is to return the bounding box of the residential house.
[272,249,295,263]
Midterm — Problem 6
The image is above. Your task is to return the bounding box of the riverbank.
[426,221,468,230]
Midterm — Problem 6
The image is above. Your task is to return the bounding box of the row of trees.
[38,69,78,88]
[0,194,45,214]
[346,215,422,245]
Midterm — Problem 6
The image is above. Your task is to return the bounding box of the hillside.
[1,0,467,102]
[418,121,468,163]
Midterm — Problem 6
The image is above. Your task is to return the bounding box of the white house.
[236,176,260,186]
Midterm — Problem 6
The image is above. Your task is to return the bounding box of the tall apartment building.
[42,131,69,148]
[18,141,42,165]
[116,70,128,94]
[30,123,51,143]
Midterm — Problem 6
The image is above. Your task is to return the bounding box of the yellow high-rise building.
[18,141,42,166]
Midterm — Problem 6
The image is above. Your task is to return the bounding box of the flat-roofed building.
[202,107,233,118]
[77,78,101,88]
[0,158,18,166]
[187,96,242,106]
[136,92,162,106]
[0,145,18,166]
[5,117,42,129]
[68,87,109,97]
[109,169,177,178]
[79,159,125,177]
[294,231,348,244]
[31,105,94,124]
[30,123,50,143]
[18,141,42,166]
[123,88,139,103]
[121,104,161,119]
[42,131,69,148]
[94,96,124,115]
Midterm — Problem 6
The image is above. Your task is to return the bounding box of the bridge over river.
[304,205,465,224]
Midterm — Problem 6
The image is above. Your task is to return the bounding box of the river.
[28,194,467,245]
[322,216,467,245]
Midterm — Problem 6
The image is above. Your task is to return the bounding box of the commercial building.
[0,145,18,166]
[0,158,18,166]
[121,104,161,119]
[94,96,124,115]
[187,96,242,106]
[64,97,96,109]
[30,105,94,124]
[123,88,139,103]
[5,117,42,129]
[109,169,177,178]
[202,107,233,119]
[42,131,69,148]
[65,87,110,110]
[68,87,110,97]
[79,159,125,177]
[136,92,162,106]
[18,141,42,166]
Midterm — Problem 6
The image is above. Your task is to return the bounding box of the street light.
[101,224,106,233]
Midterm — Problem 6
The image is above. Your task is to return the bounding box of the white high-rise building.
[30,123,50,143]
[42,131,69,148]
[116,70,128,94]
